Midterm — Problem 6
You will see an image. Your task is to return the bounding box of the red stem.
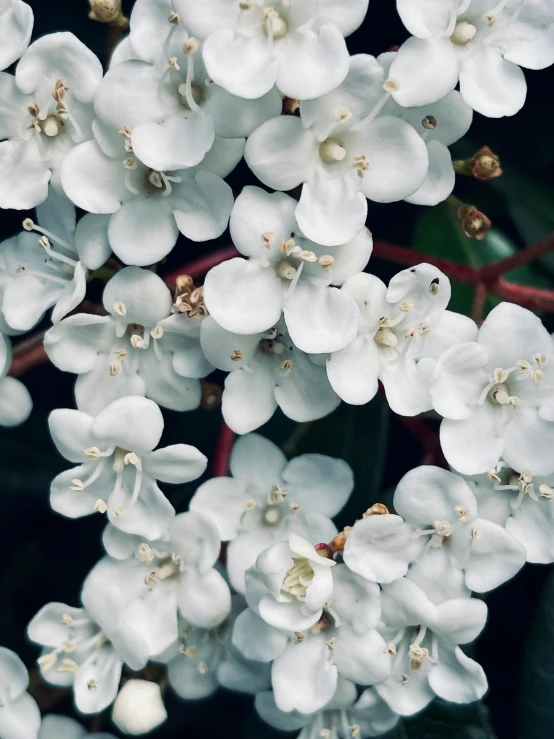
[373,240,477,284]
[211,421,235,477]
[478,233,554,281]
[491,278,554,311]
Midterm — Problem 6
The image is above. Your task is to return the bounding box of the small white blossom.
[200,316,340,434]
[204,186,370,354]
[44,266,212,415]
[0,33,102,209]
[0,332,32,427]
[28,592,149,714]
[48,395,207,539]
[0,646,40,739]
[430,302,554,475]
[0,190,110,331]
[392,0,554,116]
[190,432,352,591]
[0,0,33,72]
[112,680,167,736]
[327,264,476,415]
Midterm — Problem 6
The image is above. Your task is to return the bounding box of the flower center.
[319,138,347,164]
[177,80,204,108]
[281,557,314,599]
[262,7,288,40]
[145,554,183,585]
[261,505,283,526]
[451,21,477,45]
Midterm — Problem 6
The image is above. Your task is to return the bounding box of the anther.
[239,0,253,8]
[455,505,469,522]
[23,218,34,231]
[335,108,352,123]
[108,363,120,376]
[244,499,256,511]
[299,250,317,262]
[130,334,145,349]
[167,56,180,70]
[179,645,197,658]
[261,231,276,247]
[539,484,554,500]
[318,255,334,270]
[400,300,413,312]
[383,78,400,93]
[280,359,293,372]
[95,499,107,513]
[28,104,40,117]
[197,661,208,674]
[294,632,305,644]
[124,452,139,466]
[471,527,481,540]
[385,644,397,656]
[112,301,127,316]
[61,613,73,625]
[488,469,501,483]
[516,360,532,372]
[58,659,79,673]
[533,368,544,384]
[150,326,164,340]
[123,157,137,170]
[534,353,546,366]
[38,236,51,249]
[494,368,509,384]
[280,238,295,256]
[87,680,97,691]
[168,10,180,23]
[70,479,85,491]
[184,38,199,55]
[113,506,125,517]
[409,644,429,670]
[38,653,58,671]
[422,115,437,130]
[429,278,440,295]
[231,350,244,362]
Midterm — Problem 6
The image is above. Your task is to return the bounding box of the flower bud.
[282,97,300,116]
[470,146,502,182]
[89,0,128,28]
[112,680,167,736]
[457,204,492,241]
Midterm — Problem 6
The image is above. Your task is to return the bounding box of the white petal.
[92,396,164,454]
[198,135,244,178]
[274,352,340,423]
[16,32,102,102]
[74,214,111,270]
[440,408,505,475]
[380,360,433,416]
[459,48,526,118]
[230,186,297,259]
[275,26,349,100]
[245,115,317,191]
[73,649,122,714]
[405,140,455,206]
[433,598,488,644]
[283,453,353,517]
[108,476,175,540]
[329,227,373,286]
[3,275,60,331]
[331,563,381,633]
[172,171,234,242]
[0,139,50,210]
[108,197,178,266]
[296,176,368,247]
[461,516,526,592]
[316,0,369,36]
[334,626,390,685]
[223,363,278,435]
[231,432,287,488]
[254,692,307,732]
[203,31,277,99]
[190,477,248,541]
[205,85,282,139]
[131,114,215,172]
[43,314,113,374]
[200,316,260,373]
[506,500,554,564]
[0,376,32,427]
[232,608,288,662]
[0,692,40,739]
[272,639,337,714]
[94,59,165,129]
[103,265,172,325]
[227,531,276,593]
[172,0,240,38]
[204,258,283,335]
[51,263,87,323]
[428,645,487,703]
[177,568,231,628]
[343,515,419,583]
[388,37,460,108]
[0,0,33,71]
[394,465,477,526]
[142,444,207,484]
[356,115,430,202]
[327,336,380,406]
[284,282,359,354]
[61,140,126,214]
[48,407,94,463]
[397,0,456,38]
[0,646,30,698]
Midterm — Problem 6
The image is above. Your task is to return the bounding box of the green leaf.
[412,205,552,317]
[520,568,554,739]
[401,699,497,739]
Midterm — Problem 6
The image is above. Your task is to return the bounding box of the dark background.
[2,1,554,737]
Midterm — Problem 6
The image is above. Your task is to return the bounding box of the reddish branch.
[163,246,239,284]
[211,421,235,477]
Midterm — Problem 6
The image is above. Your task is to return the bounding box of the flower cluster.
[1,0,554,736]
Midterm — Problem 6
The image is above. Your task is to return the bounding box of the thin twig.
[211,421,235,477]
[478,232,554,281]
[163,246,240,284]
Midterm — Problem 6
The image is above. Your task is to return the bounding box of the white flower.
[391,0,554,116]
[28,591,149,715]
[0,33,102,209]
[237,563,390,713]
[44,266,212,415]
[122,0,282,139]
[39,714,116,739]
[112,680,167,736]
[245,54,430,246]
[0,0,33,72]
[327,264,476,415]
[204,186,369,354]
[159,599,270,700]
[0,646,40,739]
[200,316,340,434]
[48,395,207,539]
[468,464,554,564]
[190,432,352,591]
[244,533,336,633]
[393,465,526,595]
[378,52,473,206]
[175,0,368,101]
[256,679,399,739]
[376,578,488,715]
[0,190,110,332]
[84,511,232,657]
[0,332,32,427]
[430,302,554,475]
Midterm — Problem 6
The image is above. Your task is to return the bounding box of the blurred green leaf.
[413,205,552,316]
[401,700,496,739]
[520,568,554,739]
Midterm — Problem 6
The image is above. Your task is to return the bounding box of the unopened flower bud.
[363,503,389,517]
[282,97,300,116]
[112,680,167,736]
[89,0,127,27]
[470,146,502,182]
[457,204,492,241]
[314,543,334,559]
[331,526,351,552]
